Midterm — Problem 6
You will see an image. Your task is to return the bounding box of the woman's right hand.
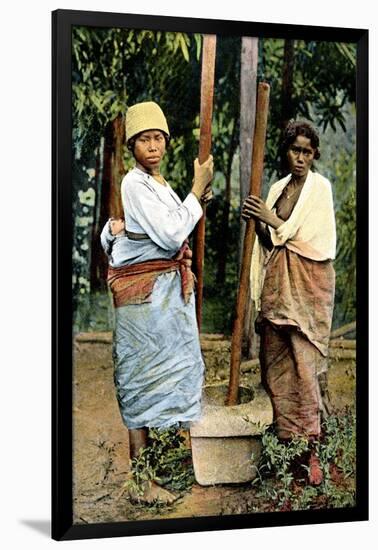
[191,155,214,200]
[241,195,284,229]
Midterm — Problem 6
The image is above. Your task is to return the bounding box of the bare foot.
[178,428,191,449]
[128,480,179,505]
[308,452,323,486]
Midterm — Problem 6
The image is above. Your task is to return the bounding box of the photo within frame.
[52,8,368,541]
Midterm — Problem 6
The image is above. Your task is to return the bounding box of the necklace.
[284,180,303,199]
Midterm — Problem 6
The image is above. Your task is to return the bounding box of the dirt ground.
[73,334,356,525]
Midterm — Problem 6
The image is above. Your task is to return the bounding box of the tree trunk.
[92,114,126,289]
[216,120,238,286]
[89,144,104,292]
[239,37,259,358]
[239,37,258,267]
[108,114,126,219]
[280,39,295,145]
[280,39,295,176]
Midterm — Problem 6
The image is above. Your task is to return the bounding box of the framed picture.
[52,8,368,541]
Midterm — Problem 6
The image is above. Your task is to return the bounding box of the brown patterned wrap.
[259,321,326,439]
[258,247,335,357]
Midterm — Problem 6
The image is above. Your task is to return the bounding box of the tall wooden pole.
[193,34,217,331]
[226,82,270,406]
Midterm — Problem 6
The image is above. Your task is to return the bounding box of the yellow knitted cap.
[125,101,170,143]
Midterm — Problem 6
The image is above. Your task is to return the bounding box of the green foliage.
[74,291,113,333]
[121,427,195,504]
[252,431,310,507]
[261,38,357,177]
[72,166,96,312]
[296,41,356,130]
[318,412,356,480]
[333,151,356,325]
[72,27,201,163]
[260,38,285,178]
[252,411,356,511]
[72,30,357,334]
[202,191,240,334]
[313,412,356,508]
[212,36,241,165]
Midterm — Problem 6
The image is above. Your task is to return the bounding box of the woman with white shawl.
[242,121,336,486]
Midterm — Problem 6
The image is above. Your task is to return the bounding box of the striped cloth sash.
[107,242,195,307]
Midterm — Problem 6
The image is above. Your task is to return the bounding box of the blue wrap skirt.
[112,270,204,429]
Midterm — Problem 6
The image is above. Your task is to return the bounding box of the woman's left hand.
[200,185,213,204]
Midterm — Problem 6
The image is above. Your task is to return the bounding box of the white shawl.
[250,170,336,310]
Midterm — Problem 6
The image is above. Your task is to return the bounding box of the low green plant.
[121,426,195,506]
[315,410,356,508]
[252,431,310,508]
[318,409,356,478]
[252,411,356,511]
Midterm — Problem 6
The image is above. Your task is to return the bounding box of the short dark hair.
[127,131,170,153]
[281,120,321,160]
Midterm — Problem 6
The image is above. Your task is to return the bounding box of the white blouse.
[122,167,202,251]
[101,167,203,267]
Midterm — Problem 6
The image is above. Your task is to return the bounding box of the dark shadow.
[20,520,51,537]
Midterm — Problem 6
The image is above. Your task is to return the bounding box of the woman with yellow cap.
[101,101,213,503]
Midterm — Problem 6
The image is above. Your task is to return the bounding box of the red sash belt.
[107,242,195,307]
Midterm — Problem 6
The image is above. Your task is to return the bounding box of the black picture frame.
[52,8,369,541]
